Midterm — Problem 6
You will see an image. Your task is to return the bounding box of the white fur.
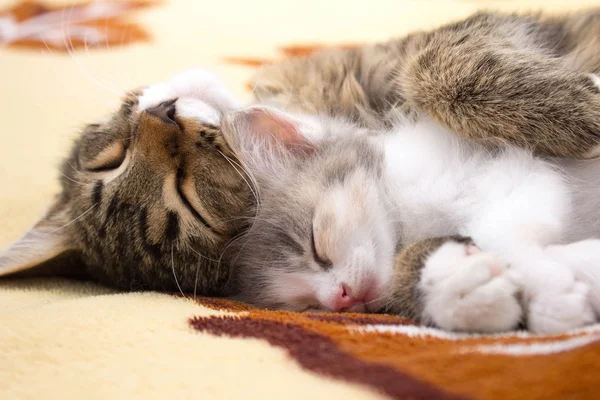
[138,68,240,124]
[377,120,600,333]
[590,74,600,91]
[176,98,221,126]
[138,83,174,111]
[545,240,600,316]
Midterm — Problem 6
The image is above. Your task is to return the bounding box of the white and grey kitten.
[222,103,600,335]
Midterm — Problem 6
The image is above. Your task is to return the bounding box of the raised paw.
[419,241,523,333]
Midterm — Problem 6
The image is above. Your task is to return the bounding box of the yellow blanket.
[2,0,599,398]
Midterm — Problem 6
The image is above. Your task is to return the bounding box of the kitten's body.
[224,105,600,334]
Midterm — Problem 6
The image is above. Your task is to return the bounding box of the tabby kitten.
[0,69,252,294]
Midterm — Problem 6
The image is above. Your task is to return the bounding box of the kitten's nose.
[334,283,364,312]
[146,98,178,124]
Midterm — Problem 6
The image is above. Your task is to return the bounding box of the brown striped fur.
[252,9,600,158]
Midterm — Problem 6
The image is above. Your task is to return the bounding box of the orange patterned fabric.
[0,0,156,51]
[191,297,600,400]
[225,43,360,67]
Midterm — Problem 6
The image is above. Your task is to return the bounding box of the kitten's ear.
[222,105,315,173]
[0,198,84,278]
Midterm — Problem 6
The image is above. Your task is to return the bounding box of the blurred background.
[0,0,598,247]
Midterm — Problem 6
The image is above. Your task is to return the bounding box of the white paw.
[546,239,600,317]
[138,68,240,115]
[527,282,596,334]
[169,68,240,112]
[419,241,523,333]
[525,239,600,334]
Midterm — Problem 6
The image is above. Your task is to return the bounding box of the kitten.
[0,69,253,294]
[223,104,600,334]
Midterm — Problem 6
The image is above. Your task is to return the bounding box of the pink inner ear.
[249,110,305,147]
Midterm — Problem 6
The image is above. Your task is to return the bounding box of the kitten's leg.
[396,10,600,159]
[400,32,600,159]
[385,236,523,333]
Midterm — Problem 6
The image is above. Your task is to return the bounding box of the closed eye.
[84,142,127,172]
[311,227,332,270]
[175,167,213,230]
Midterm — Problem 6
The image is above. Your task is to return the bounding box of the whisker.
[48,202,98,234]
[364,292,389,307]
[40,45,114,105]
[216,230,249,275]
[217,149,259,207]
[193,255,201,298]
[62,5,121,96]
[82,24,129,95]
[116,15,136,87]
[59,170,88,186]
[171,241,186,298]
[186,243,220,262]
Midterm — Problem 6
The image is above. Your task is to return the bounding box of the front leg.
[400,13,600,158]
[383,236,523,333]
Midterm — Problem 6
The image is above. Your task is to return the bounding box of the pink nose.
[334,283,364,312]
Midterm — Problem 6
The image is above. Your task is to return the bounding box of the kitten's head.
[223,106,396,312]
[0,69,253,294]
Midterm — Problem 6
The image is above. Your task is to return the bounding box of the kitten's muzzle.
[146,98,178,125]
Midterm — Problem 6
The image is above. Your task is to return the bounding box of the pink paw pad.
[466,243,480,256]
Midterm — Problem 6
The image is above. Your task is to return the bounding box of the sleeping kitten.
[0,69,253,294]
[223,105,600,334]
